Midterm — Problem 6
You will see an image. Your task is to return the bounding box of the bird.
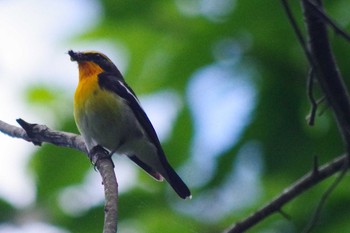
[68,50,191,199]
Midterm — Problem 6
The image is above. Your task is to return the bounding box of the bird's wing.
[99,73,191,199]
[97,72,167,161]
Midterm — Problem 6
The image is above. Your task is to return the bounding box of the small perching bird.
[69,50,191,199]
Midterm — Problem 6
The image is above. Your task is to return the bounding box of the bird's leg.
[109,149,117,157]
[89,145,115,169]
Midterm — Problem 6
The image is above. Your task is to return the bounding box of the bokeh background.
[1,0,350,232]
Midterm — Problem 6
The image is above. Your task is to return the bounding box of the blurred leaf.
[0,199,15,222]
[26,86,57,104]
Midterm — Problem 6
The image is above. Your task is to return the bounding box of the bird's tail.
[162,162,191,199]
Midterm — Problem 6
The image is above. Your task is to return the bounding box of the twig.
[223,154,348,233]
[280,0,314,66]
[280,0,321,126]
[13,118,87,153]
[0,119,118,232]
[278,209,291,221]
[306,0,350,42]
[316,97,328,116]
[302,157,349,233]
[302,0,350,149]
[306,68,318,125]
[1,119,85,151]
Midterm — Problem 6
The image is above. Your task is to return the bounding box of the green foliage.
[26,86,57,104]
[3,0,350,232]
[0,199,15,222]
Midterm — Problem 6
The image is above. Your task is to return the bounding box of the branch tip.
[16,118,42,146]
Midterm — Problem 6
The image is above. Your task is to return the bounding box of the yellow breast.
[74,61,103,109]
[73,62,125,150]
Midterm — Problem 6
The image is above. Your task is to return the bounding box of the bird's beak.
[68,50,83,62]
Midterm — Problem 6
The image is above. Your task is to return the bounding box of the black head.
[68,50,120,74]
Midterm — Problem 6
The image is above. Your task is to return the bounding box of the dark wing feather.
[97,72,165,157]
[98,72,191,199]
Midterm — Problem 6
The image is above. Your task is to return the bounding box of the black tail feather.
[163,163,191,199]
[128,155,163,181]
[128,153,191,199]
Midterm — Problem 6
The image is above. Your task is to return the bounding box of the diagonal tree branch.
[225,1,350,232]
[224,154,348,233]
[302,0,350,150]
[302,157,348,233]
[0,119,118,233]
[306,0,350,42]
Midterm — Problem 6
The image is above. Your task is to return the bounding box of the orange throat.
[78,61,103,81]
[74,61,103,112]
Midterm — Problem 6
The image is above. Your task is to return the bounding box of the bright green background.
[4,0,350,232]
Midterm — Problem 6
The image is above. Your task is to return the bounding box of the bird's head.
[68,50,119,75]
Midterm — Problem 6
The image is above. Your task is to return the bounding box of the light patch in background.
[0,0,100,208]
[175,0,236,21]
[0,222,68,233]
[175,141,263,222]
[58,170,105,216]
[199,0,236,21]
[59,154,137,216]
[185,62,256,187]
[139,90,182,142]
[0,137,35,207]
[0,0,100,89]
[59,157,137,216]
[118,220,144,233]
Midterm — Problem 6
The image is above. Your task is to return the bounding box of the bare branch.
[223,154,348,233]
[280,0,314,66]
[0,118,118,232]
[0,119,31,140]
[302,0,350,149]
[306,0,350,42]
[92,147,118,233]
[13,118,87,153]
[302,158,348,233]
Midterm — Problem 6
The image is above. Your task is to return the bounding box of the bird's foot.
[89,145,115,170]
